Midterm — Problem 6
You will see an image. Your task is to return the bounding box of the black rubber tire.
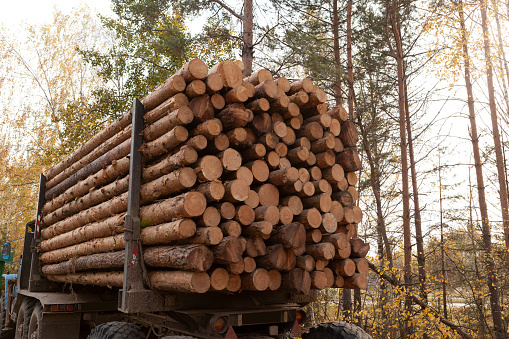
[160,337,196,339]
[27,303,42,339]
[302,321,372,339]
[87,322,145,339]
[14,299,35,339]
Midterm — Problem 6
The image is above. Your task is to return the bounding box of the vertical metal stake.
[121,98,144,312]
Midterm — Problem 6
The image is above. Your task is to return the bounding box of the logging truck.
[0,59,372,339]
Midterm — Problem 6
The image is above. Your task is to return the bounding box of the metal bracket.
[120,98,165,313]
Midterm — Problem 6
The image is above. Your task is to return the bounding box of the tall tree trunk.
[346,0,354,119]
[438,154,448,319]
[493,0,509,111]
[333,0,342,106]
[479,0,509,262]
[242,0,254,76]
[404,81,427,307]
[387,0,412,336]
[459,2,505,337]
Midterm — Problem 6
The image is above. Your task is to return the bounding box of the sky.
[0,0,113,28]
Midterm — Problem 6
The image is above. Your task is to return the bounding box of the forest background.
[1,0,509,338]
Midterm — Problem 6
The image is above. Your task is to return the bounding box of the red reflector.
[296,310,306,324]
[50,305,59,312]
[65,305,74,311]
[291,320,302,334]
[214,317,226,332]
[224,326,237,339]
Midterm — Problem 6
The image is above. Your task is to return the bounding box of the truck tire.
[302,321,372,339]
[0,295,6,329]
[161,337,196,339]
[14,299,35,339]
[27,303,42,339]
[87,322,144,339]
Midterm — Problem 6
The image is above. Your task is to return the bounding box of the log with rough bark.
[281,268,311,294]
[208,61,243,88]
[241,268,270,291]
[42,251,125,276]
[143,244,213,272]
[45,271,124,288]
[342,273,368,289]
[266,223,306,250]
[211,236,244,264]
[149,271,211,293]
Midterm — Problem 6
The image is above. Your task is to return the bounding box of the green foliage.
[79,0,190,118]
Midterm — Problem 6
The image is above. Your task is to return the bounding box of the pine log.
[312,179,332,195]
[42,157,130,216]
[289,91,309,107]
[234,205,255,225]
[254,205,280,225]
[259,133,279,149]
[205,73,224,94]
[186,80,206,98]
[275,77,291,92]
[314,259,329,271]
[339,120,359,147]
[254,80,278,99]
[306,229,322,244]
[209,267,230,291]
[301,89,327,109]
[320,213,338,233]
[294,137,311,150]
[296,255,315,272]
[188,94,214,123]
[195,180,225,202]
[310,133,335,154]
[226,274,242,292]
[142,219,197,245]
[274,142,288,158]
[295,208,322,229]
[305,113,332,129]
[245,160,269,183]
[243,144,266,161]
[336,147,361,172]
[326,106,349,122]
[306,152,317,167]
[144,146,198,183]
[208,61,242,89]
[306,243,335,260]
[322,267,334,288]
[225,166,254,186]
[252,113,272,134]
[315,150,336,168]
[334,138,344,152]
[267,270,282,291]
[279,206,294,224]
[194,155,223,182]
[225,260,245,275]
[281,196,303,215]
[309,166,322,181]
[279,157,291,170]
[179,227,223,246]
[246,98,270,112]
[286,147,309,164]
[176,58,209,83]
[281,268,311,294]
[273,122,288,138]
[281,102,300,119]
[244,190,260,209]
[218,148,242,172]
[143,107,193,142]
[289,78,314,94]
[342,273,368,289]
[255,244,286,270]
[192,118,223,139]
[288,116,302,130]
[266,152,280,169]
[347,186,359,202]
[330,259,356,277]
[40,233,126,264]
[310,271,327,290]
[267,222,306,250]
[42,251,125,276]
[241,268,270,291]
[243,221,272,238]
[322,164,344,183]
[282,127,296,146]
[226,128,247,147]
[197,207,221,228]
[218,202,236,220]
[352,206,363,224]
[217,104,253,130]
[144,244,213,272]
[45,271,124,288]
[218,220,242,237]
[244,69,273,85]
[270,95,290,113]
[223,179,250,203]
[225,85,249,103]
[140,125,189,160]
[302,194,332,214]
[337,178,349,191]
[149,271,211,293]
[210,93,226,110]
[350,238,370,258]
[353,258,369,275]
[254,183,279,206]
[333,274,345,288]
[245,236,267,257]
[211,236,244,264]
[141,167,196,202]
[186,135,208,151]
[282,249,297,271]
[243,257,257,273]
[329,201,344,227]
[144,93,189,125]
[44,74,185,183]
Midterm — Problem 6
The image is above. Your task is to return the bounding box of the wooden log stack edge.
[39,58,369,294]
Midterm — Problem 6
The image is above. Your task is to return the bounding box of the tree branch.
[368,261,474,339]
[208,0,243,21]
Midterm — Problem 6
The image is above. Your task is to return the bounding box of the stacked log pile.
[38,58,369,295]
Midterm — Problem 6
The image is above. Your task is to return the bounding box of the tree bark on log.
[42,251,125,275]
[143,244,213,272]
[149,271,211,293]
